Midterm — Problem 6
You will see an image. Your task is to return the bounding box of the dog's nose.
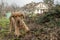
[16,20,20,27]
[18,20,20,24]
[17,20,20,24]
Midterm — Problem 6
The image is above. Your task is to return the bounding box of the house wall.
[34,3,48,14]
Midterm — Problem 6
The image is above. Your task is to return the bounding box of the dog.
[9,12,30,37]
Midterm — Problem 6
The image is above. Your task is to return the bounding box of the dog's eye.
[18,16,20,17]
[12,16,17,18]
[12,16,15,17]
[15,16,17,17]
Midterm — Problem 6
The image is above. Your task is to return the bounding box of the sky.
[0,0,60,7]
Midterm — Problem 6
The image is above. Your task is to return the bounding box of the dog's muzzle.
[16,18,21,27]
[17,20,20,24]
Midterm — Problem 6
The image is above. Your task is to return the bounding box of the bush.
[35,4,60,24]
[0,17,10,28]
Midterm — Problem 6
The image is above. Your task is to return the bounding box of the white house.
[34,2,49,14]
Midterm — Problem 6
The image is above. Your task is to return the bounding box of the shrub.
[0,17,10,28]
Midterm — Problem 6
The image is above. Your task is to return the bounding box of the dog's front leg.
[14,25,21,37]
[21,20,30,32]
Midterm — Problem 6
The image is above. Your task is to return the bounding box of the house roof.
[20,2,49,12]
[35,2,49,9]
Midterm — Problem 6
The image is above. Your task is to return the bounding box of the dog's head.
[10,12,24,27]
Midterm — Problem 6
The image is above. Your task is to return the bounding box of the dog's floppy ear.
[20,13,25,19]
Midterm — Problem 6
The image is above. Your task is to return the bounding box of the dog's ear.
[9,12,15,20]
[20,14,25,19]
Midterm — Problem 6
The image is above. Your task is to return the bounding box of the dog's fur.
[9,12,30,37]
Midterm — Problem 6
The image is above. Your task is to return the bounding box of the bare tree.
[43,0,54,9]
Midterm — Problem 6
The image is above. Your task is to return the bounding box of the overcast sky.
[0,0,60,7]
